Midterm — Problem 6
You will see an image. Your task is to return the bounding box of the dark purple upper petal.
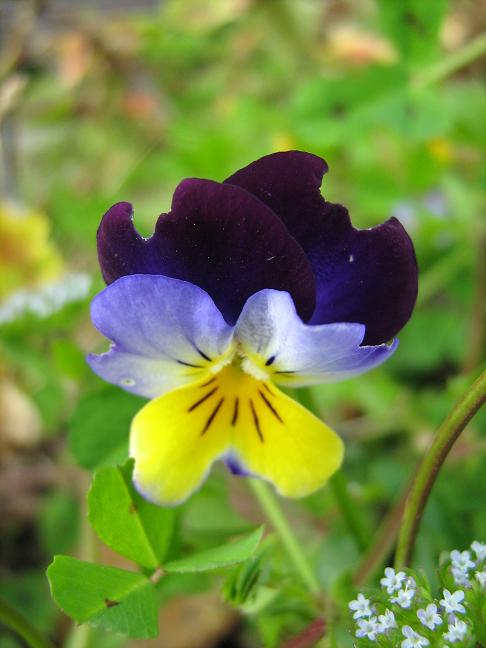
[98,179,316,324]
[225,150,329,249]
[225,151,418,344]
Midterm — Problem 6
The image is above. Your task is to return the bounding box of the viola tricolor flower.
[88,151,417,506]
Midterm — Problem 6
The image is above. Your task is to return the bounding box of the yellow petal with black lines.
[130,365,344,506]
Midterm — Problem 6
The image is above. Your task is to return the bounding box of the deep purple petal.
[225,151,418,344]
[307,211,418,345]
[97,180,316,324]
[225,150,329,248]
[96,202,161,283]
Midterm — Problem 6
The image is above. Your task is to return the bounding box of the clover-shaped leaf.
[47,557,158,639]
[88,460,176,569]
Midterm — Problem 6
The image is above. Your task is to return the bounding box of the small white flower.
[475,569,486,588]
[391,585,415,609]
[451,566,471,588]
[0,273,91,324]
[349,593,372,619]
[401,625,429,648]
[378,608,397,632]
[417,603,442,630]
[439,589,465,614]
[355,616,380,640]
[443,618,468,643]
[450,550,474,571]
[380,566,407,593]
[471,541,486,562]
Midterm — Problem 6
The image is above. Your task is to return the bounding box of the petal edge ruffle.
[97,179,317,324]
[226,151,418,344]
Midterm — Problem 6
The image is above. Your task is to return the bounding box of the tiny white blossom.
[349,593,372,619]
[439,589,465,614]
[443,618,468,643]
[0,274,91,324]
[401,625,430,648]
[380,566,407,593]
[450,550,474,571]
[391,585,415,609]
[475,569,486,588]
[471,540,486,562]
[406,576,417,589]
[451,566,471,588]
[355,616,381,640]
[378,608,397,632]
[417,603,442,630]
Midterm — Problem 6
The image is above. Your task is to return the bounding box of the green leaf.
[223,543,272,607]
[88,461,176,569]
[165,526,264,573]
[47,556,158,639]
[377,0,448,65]
[69,387,145,469]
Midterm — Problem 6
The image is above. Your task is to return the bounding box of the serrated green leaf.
[69,388,144,469]
[165,526,263,573]
[88,461,176,569]
[47,556,158,639]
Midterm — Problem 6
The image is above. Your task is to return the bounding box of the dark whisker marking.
[199,377,217,388]
[231,398,239,425]
[262,383,275,397]
[265,355,276,366]
[177,359,204,368]
[196,347,212,362]
[188,387,218,412]
[275,370,296,375]
[249,399,264,443]
[259,390,283,423]
[201,397,224,435]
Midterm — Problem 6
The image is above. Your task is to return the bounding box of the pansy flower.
[88,151,417,506]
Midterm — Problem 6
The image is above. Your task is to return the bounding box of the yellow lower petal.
[130,365,344,505]
[229,378,344,498]
[130,376,231,506]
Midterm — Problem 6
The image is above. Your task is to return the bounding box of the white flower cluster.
[349,541,486,647]
[0,273,91,324]
[449,540,486,589]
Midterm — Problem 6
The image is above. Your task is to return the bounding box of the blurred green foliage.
[0,0,485,646]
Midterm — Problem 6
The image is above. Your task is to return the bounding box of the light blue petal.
[235,290,397,387]
[88,274,234,398]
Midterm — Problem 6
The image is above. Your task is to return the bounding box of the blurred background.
[0,1,485,647]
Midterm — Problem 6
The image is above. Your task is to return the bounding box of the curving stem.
[248,478,320,595]
[395,369,486,568]
[0,596,55,648]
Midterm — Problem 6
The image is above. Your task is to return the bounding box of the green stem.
[248,478,320,594]
[329,471,368,552]
[395,369,486,568]
[0,596,55,648]
[65,475,95,648]
[413,32,486,89]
